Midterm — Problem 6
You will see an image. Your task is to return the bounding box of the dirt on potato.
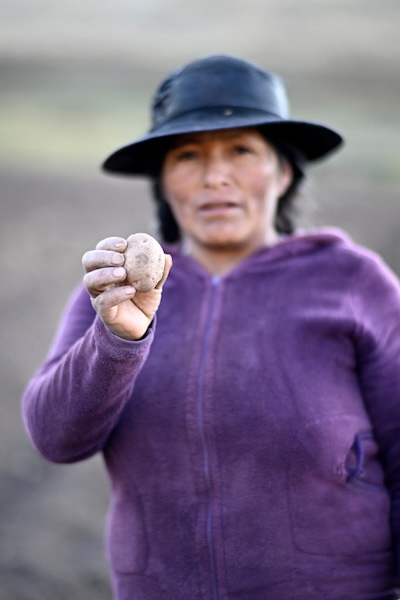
[124,233,165,292]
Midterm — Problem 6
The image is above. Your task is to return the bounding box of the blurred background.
[1,1,399,598]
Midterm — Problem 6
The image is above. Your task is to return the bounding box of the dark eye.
[233,144,252,155]
[176,149,198,161]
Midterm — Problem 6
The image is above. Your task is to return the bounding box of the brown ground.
[1,1,400,598]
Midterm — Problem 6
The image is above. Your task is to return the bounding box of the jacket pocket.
[288,414,391,556]
[345,430,387,491]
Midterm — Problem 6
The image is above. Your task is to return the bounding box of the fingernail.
[125,286,136,295]
[112,253,124,265]
[113,267,125,277]
[115,239,125,248]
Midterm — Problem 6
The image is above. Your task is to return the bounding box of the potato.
[123,233,165,293]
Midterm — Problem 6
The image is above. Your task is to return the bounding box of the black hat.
[102,55,344,176]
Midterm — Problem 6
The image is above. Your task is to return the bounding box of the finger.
[91,285,136,316]
[83,266,127,297]
[82,249,125,273]
[155,254,173,290]
[95,237,127,252]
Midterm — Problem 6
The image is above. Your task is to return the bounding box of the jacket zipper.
[197,275,221,600]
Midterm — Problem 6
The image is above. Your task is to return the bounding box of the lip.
[198,199,241,213]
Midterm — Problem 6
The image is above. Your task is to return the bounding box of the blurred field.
[1,1,400,598]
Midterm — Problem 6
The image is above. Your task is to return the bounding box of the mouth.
[199,200,241,214]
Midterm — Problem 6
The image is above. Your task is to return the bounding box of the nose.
[202,153,231,189]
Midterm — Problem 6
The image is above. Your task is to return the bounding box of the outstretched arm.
[22,235,172,463]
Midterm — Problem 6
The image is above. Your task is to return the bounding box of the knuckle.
[81,250,92,268]
[82,271,92,289]
[91,270,109,290]
[95,292,108,311]
[96,293,104,307]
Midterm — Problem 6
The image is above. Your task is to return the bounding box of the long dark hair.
[150,133,306,244]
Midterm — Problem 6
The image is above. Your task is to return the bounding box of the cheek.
[247,171,277,204]
[252,164,286,199]
[161,181,191,229]
[162,172,181,208]
[162,166,200,219]
[162,166,191,204]
[169,199,189,227]
[242,170,282,222]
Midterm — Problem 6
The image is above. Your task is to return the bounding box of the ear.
[278,160,293,197]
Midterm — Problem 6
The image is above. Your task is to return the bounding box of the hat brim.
[102,107,343,176]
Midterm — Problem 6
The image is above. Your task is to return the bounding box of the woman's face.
[161,127,292,254]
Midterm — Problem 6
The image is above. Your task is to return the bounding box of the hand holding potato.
[82,234,172,341]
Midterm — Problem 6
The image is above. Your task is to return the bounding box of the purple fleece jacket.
[22,229,400,600]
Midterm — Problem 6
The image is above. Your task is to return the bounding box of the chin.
[202,236,251,251]
[199,226,246,245]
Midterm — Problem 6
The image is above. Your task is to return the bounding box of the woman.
[22,55,400,600]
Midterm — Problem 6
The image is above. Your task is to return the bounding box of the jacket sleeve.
[351,249,400,578]
[21,285,155,463]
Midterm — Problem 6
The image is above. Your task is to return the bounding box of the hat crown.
[151,55,290,130]
[102,54,344,175]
